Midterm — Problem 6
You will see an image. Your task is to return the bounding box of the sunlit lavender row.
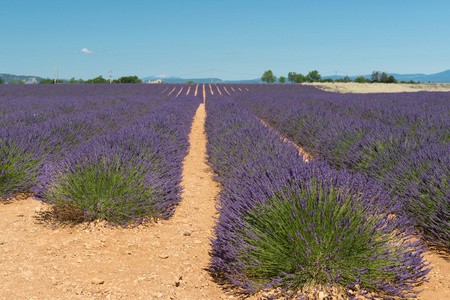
[1,85,201,224]
[233,86,450,248]
[205,94,430,299]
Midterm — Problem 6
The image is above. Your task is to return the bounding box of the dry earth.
[1,85,449,299]
[304,82,450,93]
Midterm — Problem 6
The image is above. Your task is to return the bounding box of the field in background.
[304,82,450,93]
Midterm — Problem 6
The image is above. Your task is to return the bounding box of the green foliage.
[67,77,84,84]
[0,142,41,198]
[371,71,381,83]
[236,178,404,293]
[185,81,195,84]
[39,78,63,84]
[261,70,276,83]
[86,76,109,84]
[44,156,161,223]
[343,75,351,83]
[114,76,141,83]
[279,76,286,83]
[8,80,25,84]
[305,70,321,82]
[355,76,367,83]
[287,72,297,83]
[371,71,398,83]
[0,77,4,84]
[320,78,333,83]
[287,72,307,83]
[384,75,398,83]
[295,73,305,83]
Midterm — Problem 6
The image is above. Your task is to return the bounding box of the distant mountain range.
[0,73,45,84]
[2,70,450,84]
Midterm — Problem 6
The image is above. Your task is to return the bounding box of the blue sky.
[1,0,449,80]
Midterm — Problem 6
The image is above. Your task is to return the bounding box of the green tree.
[371,71,381,82]
[287,72,297,83]
[0,77,4,84]
[343,75,351,83]
[355,76,367,83]
[305,70,321,82]
[320,78,334,83]
[115,76,141,83]
[279,76,286,83]
[39,78,62,84]
[295,73,305,83]
[261,70,276,83]
[86,76,108,84]
[387,75,397,83]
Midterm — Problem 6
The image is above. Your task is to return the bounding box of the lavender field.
[232,85,450,249]
[1,83,448,299]
[1,84,202,223]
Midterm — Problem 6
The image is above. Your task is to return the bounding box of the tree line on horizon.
[39,75,142,84]
[0,75,142,84]
[261,70,421,84]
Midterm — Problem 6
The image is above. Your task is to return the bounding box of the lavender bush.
[0,84,170,200]
[205,95,430,299]
[0,127,45,198]
[38,95,200,224]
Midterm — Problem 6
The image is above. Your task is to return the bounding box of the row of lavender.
[1,85,201,224]
[205,94,429,299]
[234,86,450,248]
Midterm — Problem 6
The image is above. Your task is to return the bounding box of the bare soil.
[304,82,450,93]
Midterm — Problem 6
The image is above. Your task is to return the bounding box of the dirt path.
[0,97,230,299]
[167,87,176,96]
[223,87,231,96]
[215,86,222,96]
[175,87,183,98]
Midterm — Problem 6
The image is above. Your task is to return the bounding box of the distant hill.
[0,73,45,84]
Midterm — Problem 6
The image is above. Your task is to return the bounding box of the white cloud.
[78,48,96,54]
